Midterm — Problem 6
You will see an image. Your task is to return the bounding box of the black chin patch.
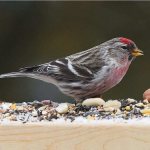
[126,43,137,61]
[128,55,136,61]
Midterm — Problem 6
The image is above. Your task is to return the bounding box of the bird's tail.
[0,72,30,78]
[0,72,54,84]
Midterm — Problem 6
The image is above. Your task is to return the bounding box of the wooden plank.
[0,122,150,150]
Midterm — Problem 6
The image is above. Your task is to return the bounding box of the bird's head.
[104,37,143,63]
[119,37,143,58]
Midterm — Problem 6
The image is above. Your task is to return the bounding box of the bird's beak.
[132,49,144,57]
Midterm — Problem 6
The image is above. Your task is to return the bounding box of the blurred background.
[0,2,149,103]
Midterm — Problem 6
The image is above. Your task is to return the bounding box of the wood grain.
[0,122,150,150]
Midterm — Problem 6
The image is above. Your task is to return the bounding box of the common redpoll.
[0,37,143,102]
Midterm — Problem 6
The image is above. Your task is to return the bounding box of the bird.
[0,37,143,102]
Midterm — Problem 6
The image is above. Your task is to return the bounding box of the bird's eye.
[121,46,127,49]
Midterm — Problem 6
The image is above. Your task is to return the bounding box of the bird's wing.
[19,45,106,83]
[68,45,106,74]
[19,58,94,83]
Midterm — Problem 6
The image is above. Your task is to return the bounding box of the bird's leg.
[74,98,83,106]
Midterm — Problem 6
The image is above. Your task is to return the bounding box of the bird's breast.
[93,62,131,94]
[107,63,130,90]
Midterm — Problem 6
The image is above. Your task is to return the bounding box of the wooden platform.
[0,122,150,150]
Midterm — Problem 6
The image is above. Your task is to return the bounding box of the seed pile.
[0,98,150,123]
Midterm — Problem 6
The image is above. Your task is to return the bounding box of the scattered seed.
[32,110,38,117]
[10,103,16,110]
[135,103,145,109]
[125,106,131,111]
[82,98,105,107]
[42,110,48,115]
[140,109,150,115]
[143,99,149,104]
[1,102,12,110]
[143,89,150,102]
[0,97,150,123]
[104,107,115,112]
[127,98,136,104]
[16,106,24,111]
[56,103,69,114]
[104,100,121,109]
